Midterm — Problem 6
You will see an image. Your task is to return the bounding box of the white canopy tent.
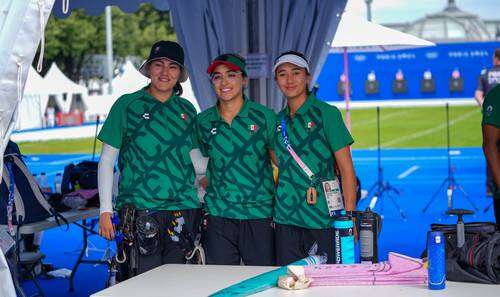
[331,13,435,129]
[104,60,149,97]
[43,62,89,113]
[108,60,201,111]
[16,67,50,130]
[94,60,200,119]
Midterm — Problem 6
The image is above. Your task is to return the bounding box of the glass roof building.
[384,0,500,43]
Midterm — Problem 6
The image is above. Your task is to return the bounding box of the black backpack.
[430,222,500,284]
[0,141,58,225]
[61,160,98,194]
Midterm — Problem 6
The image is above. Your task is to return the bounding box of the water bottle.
[333,213,355,264]
[39,172,51,193]
[360,208,379,263]
[427,231,446,290]
[54,173,62,194]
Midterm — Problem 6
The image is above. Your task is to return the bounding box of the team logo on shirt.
[142,113,150,120]
[210,127,217,135]
[249,124,257,132]
[276,125,282,133]
[181,113,187,121]
[307,121,315,129]
[485,105,494,116]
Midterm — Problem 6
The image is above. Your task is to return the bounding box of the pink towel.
[64,189,98,200]
[304,252,428,287]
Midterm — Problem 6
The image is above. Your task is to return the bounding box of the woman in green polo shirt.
[97,41,201,278]
[272,51,357,265]
[196,54,276,265]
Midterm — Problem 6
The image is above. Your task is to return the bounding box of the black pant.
[118,208,201,279]
[494,191,500,230]
[203,215,275,266]
[274,222,334,266]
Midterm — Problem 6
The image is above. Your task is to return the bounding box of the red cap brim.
[207,61,241,74]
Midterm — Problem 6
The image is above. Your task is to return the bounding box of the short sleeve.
[97,97,127,149]
[182,100,200,150]
[476,73,486,92]
[265,109,277,151]
[195,115,209,157]
[323,105,354,152]
[482,85,500,128]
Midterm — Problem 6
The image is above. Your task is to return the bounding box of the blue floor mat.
[19,147,493,296]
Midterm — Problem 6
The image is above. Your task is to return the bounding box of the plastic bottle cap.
[435,235,441,244]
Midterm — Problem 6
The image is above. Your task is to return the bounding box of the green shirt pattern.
[98,88,200,211]
[196,98,276,219]
[274,93,354,229]
[483,84,500,128]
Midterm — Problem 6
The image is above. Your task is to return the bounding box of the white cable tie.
[36,0,46,72]
[62,0,69,14]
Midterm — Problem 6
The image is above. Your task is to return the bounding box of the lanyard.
[281,116,315,183]
[6,162,15,235]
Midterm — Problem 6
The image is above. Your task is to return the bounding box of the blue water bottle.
[333,213,355,264]
[427,231,446,290]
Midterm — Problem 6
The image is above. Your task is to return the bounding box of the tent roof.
[24,67,48,95]
[105,60,200,112]
[331,13,435,53]
[44,63,88,95]
[109,60,149,96]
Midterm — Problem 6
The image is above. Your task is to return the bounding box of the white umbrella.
[331,13,435,129]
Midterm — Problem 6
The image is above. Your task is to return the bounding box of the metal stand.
[92,116,100,161]
[484,201,493,213]
[368,107,406,220]
[422,103,478,213]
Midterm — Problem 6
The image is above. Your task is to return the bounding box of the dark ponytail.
[174,81,183,96]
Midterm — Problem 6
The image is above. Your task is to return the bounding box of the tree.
[35,4,176,81]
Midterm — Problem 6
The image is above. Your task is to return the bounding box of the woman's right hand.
[98,212,115,240]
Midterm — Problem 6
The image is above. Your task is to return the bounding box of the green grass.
[17,105,483,154]
[18,138,103,154]
[345,105,482,149]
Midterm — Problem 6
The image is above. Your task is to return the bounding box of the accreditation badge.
[322,177,344,214]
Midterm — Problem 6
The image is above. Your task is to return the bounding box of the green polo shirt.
[274,93,354,229]
[98,88,200,211]
[196,98,276,219]
[483,84,500,128]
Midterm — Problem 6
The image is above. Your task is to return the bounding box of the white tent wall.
[18,67,51,130]
[0,0,54,294]
[16,94,49,130]
[0,0,54,177]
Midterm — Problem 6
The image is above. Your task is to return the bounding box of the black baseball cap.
[139,40,188,82]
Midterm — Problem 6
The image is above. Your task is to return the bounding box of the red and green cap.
[207,53,247,76]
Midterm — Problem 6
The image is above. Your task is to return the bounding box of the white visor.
[273,54,310,75]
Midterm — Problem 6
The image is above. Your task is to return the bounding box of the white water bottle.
[54,173,62,194]
[39,172,51,193]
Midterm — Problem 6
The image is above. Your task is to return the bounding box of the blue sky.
[345,0,499,23]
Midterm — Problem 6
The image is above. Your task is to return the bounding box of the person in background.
[475,48,500,196]
[482,85,500,228]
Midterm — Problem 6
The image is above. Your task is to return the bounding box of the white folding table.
[1,208,101,295]
[91,263,500,297]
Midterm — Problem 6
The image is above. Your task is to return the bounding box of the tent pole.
[105,6,113,95]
